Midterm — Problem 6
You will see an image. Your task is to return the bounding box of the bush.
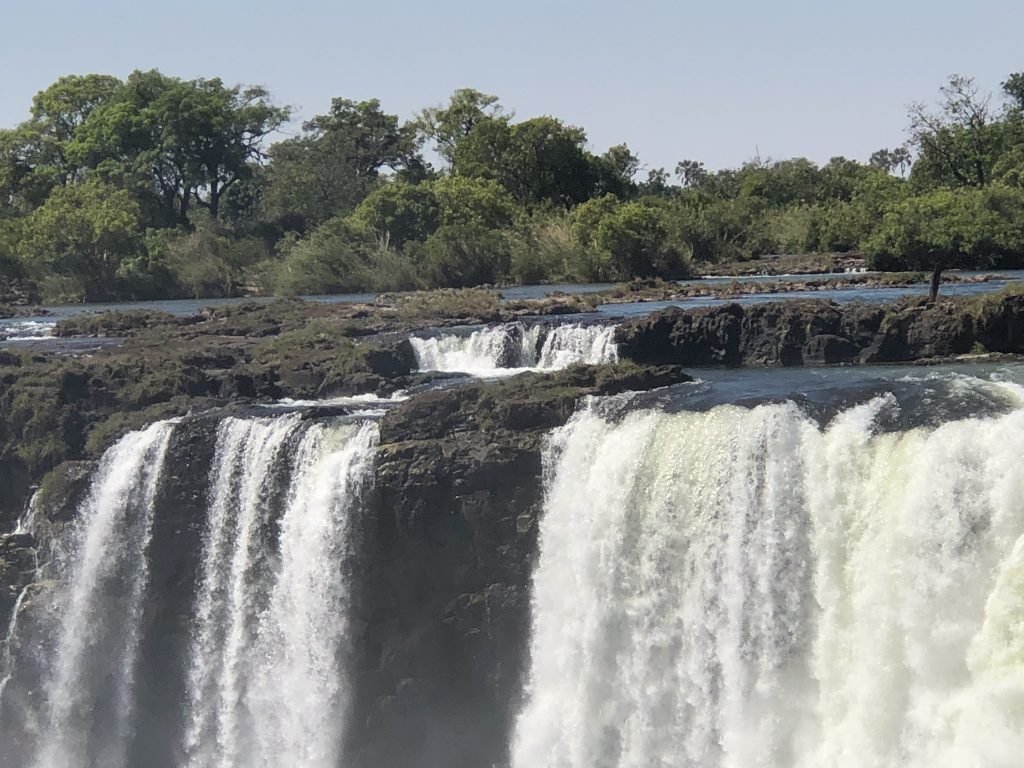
[272,217,420,295]
[415,223,512,288]
[160,216,271,298]
[595,202,692,279]
[508,217,609,284]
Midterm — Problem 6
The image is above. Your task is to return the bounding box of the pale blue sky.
[1,0,1021,171]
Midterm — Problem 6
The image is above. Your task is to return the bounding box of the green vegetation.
[3,72,1024,302]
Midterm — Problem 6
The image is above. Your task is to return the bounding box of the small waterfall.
[411,322,617,375]
[536,324,619,369]
[31,420,177,768]
[409,323,541,374]
[182,416,378,768]
[513,396,1024,768]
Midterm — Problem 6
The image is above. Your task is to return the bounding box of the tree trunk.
[208,180,221,220]
[929,266,943,303]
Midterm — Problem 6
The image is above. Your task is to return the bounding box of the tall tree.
[416,88,507,164]
[865,185,1024,300]
[909,74,1005,189]
[263,98,419,231]
[70,70,289,225]
[453,116,610,206]
[675,159,709,188]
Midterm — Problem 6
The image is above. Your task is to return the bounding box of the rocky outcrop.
[616,295,1024,367]
[346,363,691,768]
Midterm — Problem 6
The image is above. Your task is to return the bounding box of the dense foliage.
[3,71,1024,302]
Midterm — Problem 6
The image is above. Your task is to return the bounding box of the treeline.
[2,71,1024,302]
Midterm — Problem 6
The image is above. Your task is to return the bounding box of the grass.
[384,288,504,321]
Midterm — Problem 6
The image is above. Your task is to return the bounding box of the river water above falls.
[5,270,1023,348]
[1,367,1023,767]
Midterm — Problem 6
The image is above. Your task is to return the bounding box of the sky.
[1,0,1021,172]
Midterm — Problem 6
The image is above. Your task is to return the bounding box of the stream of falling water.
[513,391,1024,768]
[31,420,176,768]
[181,416,378,768]
[1,414,378,768]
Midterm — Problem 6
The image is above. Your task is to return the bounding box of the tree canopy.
[2,70,1024,302]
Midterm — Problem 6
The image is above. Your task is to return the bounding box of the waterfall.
[513,395,1024,768]
[31,420,177,768]
[1,412,378,768]
[535,324,618,369]
[410,322,617,375]
[181,416,378,768]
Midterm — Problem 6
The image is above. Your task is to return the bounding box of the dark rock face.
[345,364,692,768]
[126,414,221,768]
[0,534,36,632]
[616,295,1024,367]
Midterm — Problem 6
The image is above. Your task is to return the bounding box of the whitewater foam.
[513,397,1024,768]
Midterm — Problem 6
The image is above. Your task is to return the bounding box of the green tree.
[453,116,605,206]
[8,74,124,195]
[869,148,894,173]
[22,181,142,300]
[69,70,289,226]
[639,167,673,197]
[595,202,690,278]
[909,75,1006,189]
[864,185,1024,300]
[431,175,517,229]
[348,182,440,249]
[416,88,507,164]
[263,98,417,231]
[675,159,709,189]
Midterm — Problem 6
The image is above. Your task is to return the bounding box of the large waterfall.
[5,361,1024,768]
[0,413,379,768]
[410,322,618,375]
[513,392,1024,768]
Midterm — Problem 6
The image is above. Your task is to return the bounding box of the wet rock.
[616,295,1024,368]
[805,334,860,364]
[0,533,37,631]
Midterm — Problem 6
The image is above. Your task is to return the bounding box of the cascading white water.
[247,420,377,765]
[536,324,618,369]
[182,415,302,767]
[409,323,542,375]
[30,420,177,768]
[410,322,617,375]
[513,393,1024,768]
[182,416,378,768]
